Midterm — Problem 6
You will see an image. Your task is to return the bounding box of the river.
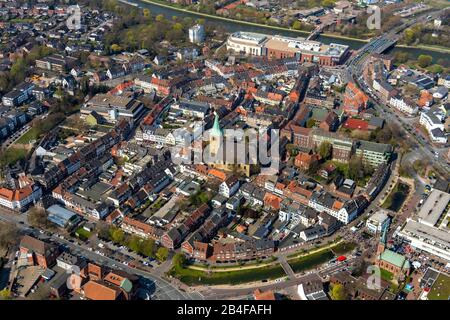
[125,0,448,61]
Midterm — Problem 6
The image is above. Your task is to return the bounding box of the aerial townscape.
[0,0,449,304]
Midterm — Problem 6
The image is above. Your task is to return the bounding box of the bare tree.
[0,221,19,250]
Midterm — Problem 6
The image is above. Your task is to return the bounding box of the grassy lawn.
[15,128,40,144]
[380,268,394,282]
[288,250,334,274]
[170,263,286,286]
[75,227,92,241]
[428,273,450,300]
[330,242,357,255]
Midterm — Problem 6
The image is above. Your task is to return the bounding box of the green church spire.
[211,111,223,137]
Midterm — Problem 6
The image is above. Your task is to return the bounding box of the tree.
[418,55,432,68]
[143,8,151,18]
[109,227,125,244]
[141,239,156,258]
[393,51,410,64]
[156,247,169,262]
[27,207,48,228]
[0,222,18,249]
[318,141,332,160]
[172,253,187,268]
[0,288,11,300]
[427,64,443,74]
[330,283,348,300]
[348,155,364,181]
[127,235,142,253]
[110,44,122,53]
[292,20,302,30]
[97,222,110,241]
[306,118,316,128]
[155,14,165,22]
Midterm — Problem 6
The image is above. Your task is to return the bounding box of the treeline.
[98,224,169,262]
[0,46,55,94]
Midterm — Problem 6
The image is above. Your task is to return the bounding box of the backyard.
[74,227,92,241]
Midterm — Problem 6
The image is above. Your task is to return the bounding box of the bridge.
[306,26,323,41]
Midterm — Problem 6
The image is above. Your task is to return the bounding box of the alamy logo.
[366,5,381,30]
[366,265,382,290]
[66,5,81,30]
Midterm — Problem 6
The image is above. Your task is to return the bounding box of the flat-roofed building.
[417,189,450,227]
[226,32,349,66]
[47,204,81,229]
[366,210,390,234]
[399,219,450,261]
[355,140,393,167]
[226,32,268,56]
[81,94,145,124]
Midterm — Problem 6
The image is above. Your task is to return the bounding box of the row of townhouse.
[105,57,145,80]
[308,191,368,224]
[120,216,164,242]
[181,206,231,258]
[212,239,276,262]
[37,120,131,190]
[161,204,211,249]
[389,95,418,116]
[0,110,28,140]
[2,82,34,107]
[282,125,392,167]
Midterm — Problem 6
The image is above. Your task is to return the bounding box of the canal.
[127,0,448,61]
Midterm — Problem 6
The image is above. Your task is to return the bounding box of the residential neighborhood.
[0,0,448,305]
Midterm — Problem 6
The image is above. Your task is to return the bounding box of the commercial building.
[35,54,78,72]
[366,210,390,234]
[419,107,447,143]
[226,32,349,66]
[389,95,418,116]
[355,140,393,167]
[189,24,205,44]
[81,94,145,124]
[47,204,81,229]
[2,82,35,107]
[417,189,450,227]
[399,219,450,261]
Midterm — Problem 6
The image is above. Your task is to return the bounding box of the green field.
[428,274,450,300]
[380,268,394,281]
[75,227,92,241]
[16,128,40,144]
[288,250,335,274]
[170,263,286,286]
[171,241,357,285]
[330,242,357,255]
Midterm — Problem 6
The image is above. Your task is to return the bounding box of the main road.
[347,8,450,179]
[0,208,201,300]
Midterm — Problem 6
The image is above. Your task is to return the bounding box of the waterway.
[126,0,448,61]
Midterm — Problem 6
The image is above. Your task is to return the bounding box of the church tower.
[209,111,223,159]
[376,224,388,257]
